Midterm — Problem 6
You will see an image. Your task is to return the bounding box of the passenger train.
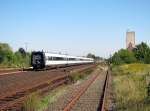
[31,51,94,69]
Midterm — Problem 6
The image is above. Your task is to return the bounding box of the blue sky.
[0,0,150,57]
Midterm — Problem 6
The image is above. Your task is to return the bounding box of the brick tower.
[126,31,135,51]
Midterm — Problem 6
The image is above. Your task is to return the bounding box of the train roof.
[45,52,93,60]
[32,51,93,60]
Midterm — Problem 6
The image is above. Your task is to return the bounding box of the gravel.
[46,66,107,111]
[70,68,107,111]
[0,64,93,98]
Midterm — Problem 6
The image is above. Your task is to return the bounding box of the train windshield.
[32,54,42,65]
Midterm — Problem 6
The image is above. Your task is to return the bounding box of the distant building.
[126,31,135,51]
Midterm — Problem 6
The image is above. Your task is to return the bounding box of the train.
[31,51,94,69]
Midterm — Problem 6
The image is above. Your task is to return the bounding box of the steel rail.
[63,73,100,111]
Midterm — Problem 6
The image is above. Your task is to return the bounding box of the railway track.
[0,64,96,110]
[0,75,68,110]
[61,67,110,111]
[0,64,92,76]
[98,69,110,111]
[0,69,24,76]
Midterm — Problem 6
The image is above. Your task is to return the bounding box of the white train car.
[31,51,94,69]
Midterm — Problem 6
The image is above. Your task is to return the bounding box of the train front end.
[31,51,45,69]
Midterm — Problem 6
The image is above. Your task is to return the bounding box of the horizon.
[0,0,150,58]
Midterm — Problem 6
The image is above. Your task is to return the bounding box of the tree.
[0,43,14,65]
[144,50,150,64]
[118,49,137,63]
[111,52,124,65]
[111,49,137,65]
[133,42,150,63]
[87,53,96,59]
[15,48,30,68]
[109,42,150,65]
[0,42,31,68]
[18,48,26,56]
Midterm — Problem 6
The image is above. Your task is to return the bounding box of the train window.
[52,57,66,60]
[76,58,80,61]
[68,58,76,61]
[80,59,84,61]
[46,56,52,61]
[48,57,53,60]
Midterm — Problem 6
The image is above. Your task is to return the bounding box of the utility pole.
[25,42,28,52]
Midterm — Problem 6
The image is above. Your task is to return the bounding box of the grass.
[112,63,150,111]
[23,93,41,111]
[68,68,94,83]
[22,86,67,111]
[38,86,67,111]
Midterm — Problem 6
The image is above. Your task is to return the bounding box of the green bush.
[110,42,150,65]
[133,42,150,64]
[111,49,137,65]
[0,42,31,68]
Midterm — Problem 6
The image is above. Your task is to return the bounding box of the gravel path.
[70,68,107,111]
[46,66,107,111]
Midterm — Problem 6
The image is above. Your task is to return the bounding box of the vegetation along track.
[0,64,96,110]
[62,66,110,111]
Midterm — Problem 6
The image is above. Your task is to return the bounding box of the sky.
[0,0,150,58]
